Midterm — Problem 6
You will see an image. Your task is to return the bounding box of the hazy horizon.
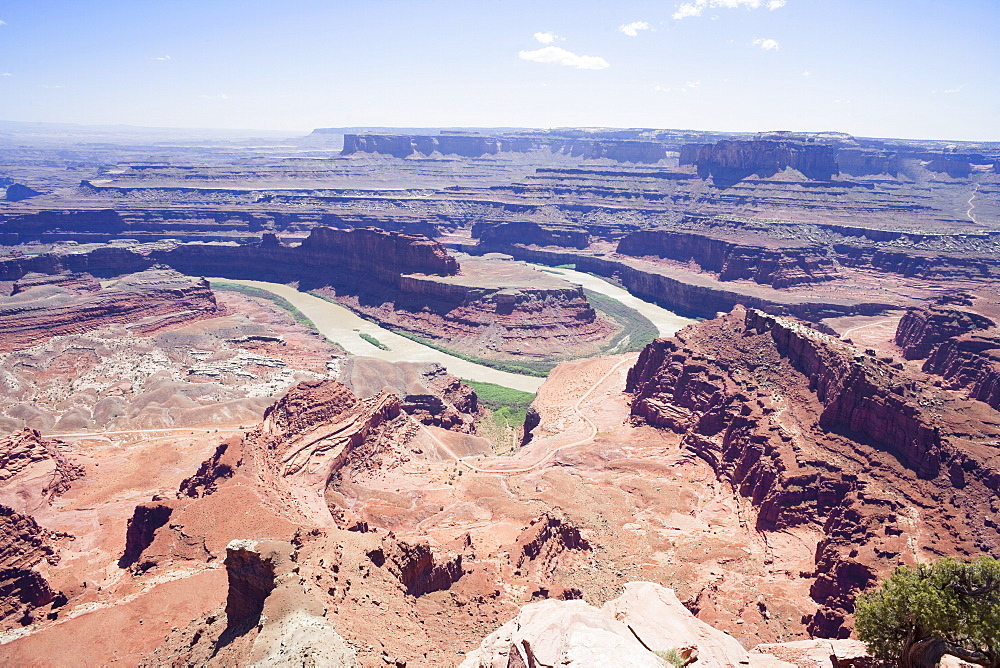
[1,0,997,142]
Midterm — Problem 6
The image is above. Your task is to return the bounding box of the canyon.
[0,123,999,665]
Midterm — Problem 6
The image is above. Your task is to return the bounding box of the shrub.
[855,556,1000,667]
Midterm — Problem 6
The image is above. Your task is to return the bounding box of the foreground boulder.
[461,582,769,667]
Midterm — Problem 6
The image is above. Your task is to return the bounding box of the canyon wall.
[616,229,840,288]
[895,298,1000,411]
[627,308,1000,637]
[342,133,670,163]
[679,138,840,183]
[470,242,892,320]
[155,227,459,291]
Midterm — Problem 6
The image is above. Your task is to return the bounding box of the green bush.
[463,380,535,428]
[585,289,659,354]
[856,556,1000,667]
[654,648,686,668]
[211,281,339,350]
[359,332,389,350]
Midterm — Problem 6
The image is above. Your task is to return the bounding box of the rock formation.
[895,295,1000,411]
[337,358,479,432]
[0,505,63,628]
[341,132,670,163]
[628,307,1000,637]
[617,229,841,288]
[4,184,43,202]
[242,379,408,524]
[512,513,590,582]
[0,429,83,504]
[0,268,220,353]
[471,242,894,321]
[153,226,460,290]
[118,503,175,571]
[477,220,591,250]
[680,137,840,184]
[461,581,764,667]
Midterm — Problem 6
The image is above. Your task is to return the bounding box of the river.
[526,264,695,337]
[210,269,693,394]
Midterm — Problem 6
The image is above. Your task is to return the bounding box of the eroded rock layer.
[0,268,220,353]
[617,229,840,288]
[895,294,1000,411]
[627,307,1000,637]
[0,505,61,627]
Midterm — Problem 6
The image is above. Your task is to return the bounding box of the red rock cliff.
[628,307,1000,638]
[617,229,840,288]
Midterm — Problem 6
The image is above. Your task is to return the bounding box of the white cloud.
[0,72,11,77]
[534,32,561,44]
[802,70,811,76]
[518,46,610,70]
[618,21,651,37]
[943,85,963,94]
[152,55,172,61]
[0,20,6,26]
[673,0,787,19]
[752,37,780,51]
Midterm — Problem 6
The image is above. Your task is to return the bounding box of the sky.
[0,0,997,141]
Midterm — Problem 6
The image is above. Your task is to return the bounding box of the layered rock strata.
[680,138,840,184]
[617,229,841,287]
[341,132,670,163]
[470,242,893,320]
[337,358,479,432]
[1,229,613,361]
[0,505,62,627]
[628,307,1000,637]
[895,296,1000,411]
[0,429,83,502]
[0,268,220,353]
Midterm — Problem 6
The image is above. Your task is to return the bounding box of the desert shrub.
[855,556,1000,667]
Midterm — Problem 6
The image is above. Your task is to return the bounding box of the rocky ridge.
[0,268,221,353]
[617,229,841,288]
[627,307,1000,637]
[342,132,670,163]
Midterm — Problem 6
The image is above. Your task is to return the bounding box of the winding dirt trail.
[840,318,899,341]
[453,353,639,475]
[967,183,981,224]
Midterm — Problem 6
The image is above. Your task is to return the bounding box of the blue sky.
[0,0,997,140]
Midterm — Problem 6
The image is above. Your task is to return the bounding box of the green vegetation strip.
[358,332,390,350]
[464,380,535,428]
[585,289,659,354]
[396,331,553,376]
[306,290,550,376]
[211,281,338,347]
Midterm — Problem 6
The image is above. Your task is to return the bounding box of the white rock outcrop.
[461,581,792,667]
